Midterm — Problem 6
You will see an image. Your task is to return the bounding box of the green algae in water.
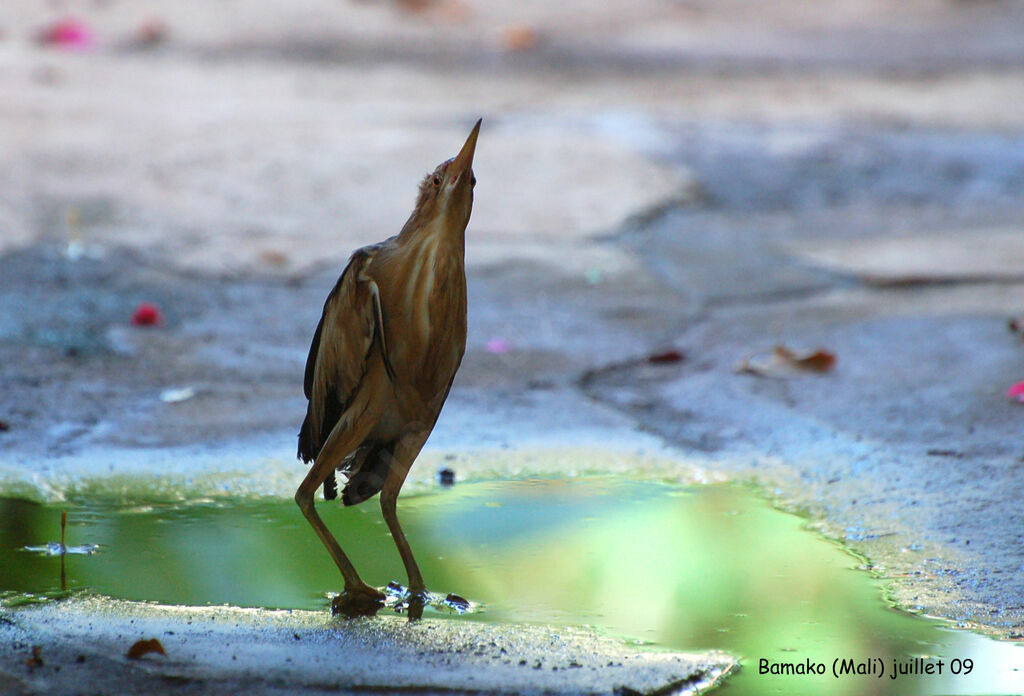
[2,479,1021,695]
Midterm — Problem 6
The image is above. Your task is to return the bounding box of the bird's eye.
[432,176,441,187]
[470,175,476,187]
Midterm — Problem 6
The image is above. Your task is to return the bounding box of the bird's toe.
[405,591,427,622]
[331,586,386,618]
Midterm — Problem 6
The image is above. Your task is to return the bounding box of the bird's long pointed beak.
[448,118,481,183]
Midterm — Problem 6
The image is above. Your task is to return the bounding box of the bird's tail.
[297,413,316,463]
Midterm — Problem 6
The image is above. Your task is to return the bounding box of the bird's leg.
[295,411,384,617]
[380,434,428,620]
[380,485,425,620]
[296,476,383,617]
[380,485,423,587]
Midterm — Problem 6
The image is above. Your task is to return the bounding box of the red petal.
[130,302,163,326]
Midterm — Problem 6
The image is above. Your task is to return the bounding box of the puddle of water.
[2,478,1021,695]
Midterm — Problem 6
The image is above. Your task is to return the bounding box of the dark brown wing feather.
[297,246,384,498]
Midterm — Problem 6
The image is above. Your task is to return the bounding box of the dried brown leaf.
[647,349,684,364]
[259,249,289,267]
[501,24,539,52]
[25,645,43,669]
[1009,315,1024,339]
[737,344,836,378]
[397,0,432,12]
[135,19,168,47]
[773,345,836,372]
[126,638,166,660]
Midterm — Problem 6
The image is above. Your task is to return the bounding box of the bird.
[295,120,480,619]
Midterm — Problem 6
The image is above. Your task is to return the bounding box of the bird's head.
[405,119,481,238]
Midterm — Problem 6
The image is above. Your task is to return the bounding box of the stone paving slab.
[585,207,1024,634]
[0,598,734,696]
[792,229,1024,284]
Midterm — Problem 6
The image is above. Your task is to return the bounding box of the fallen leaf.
[776,345,836,372]
[647,349,684,364]
[500,24,538,52]
[396,0,434,13]
[130,302,163,327]
[134,19,167,47]
[737,345,837,378]
[260,249,289,267]
[1006,381,1024,403]
[927,449,964,458]
[436,0,470,22]
[126,638,166,660]
[25,645,43,669]
[1009,316,1024,339]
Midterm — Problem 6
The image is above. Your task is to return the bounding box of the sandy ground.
[2,0,1024,692]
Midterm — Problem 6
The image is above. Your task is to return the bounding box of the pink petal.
[485,338,511,354]
[40,19,95,50]
[1006,381,1024,402]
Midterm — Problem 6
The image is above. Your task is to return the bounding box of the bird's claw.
[386,583,428,621]
[331,587,386,618]
[403,590,427,621]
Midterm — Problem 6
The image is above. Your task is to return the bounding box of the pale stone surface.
[0,42,694,276]
[0,598,734,696]
[793,230,1024,284]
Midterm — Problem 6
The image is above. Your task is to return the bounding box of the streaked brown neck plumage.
[397,119,479,249]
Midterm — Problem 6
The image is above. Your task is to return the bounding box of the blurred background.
[2,0,1024,647]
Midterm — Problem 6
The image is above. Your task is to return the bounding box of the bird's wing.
[298,244,387,464]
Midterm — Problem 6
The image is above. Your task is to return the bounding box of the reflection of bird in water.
[296,120,481,619]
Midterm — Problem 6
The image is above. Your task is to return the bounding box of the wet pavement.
[6,479,1024,695]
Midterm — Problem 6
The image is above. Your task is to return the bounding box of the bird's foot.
[404,589,427,621]
[331,586,386,618]
[381,582,475,618]
[385,581,429,621]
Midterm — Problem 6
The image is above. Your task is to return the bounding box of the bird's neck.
[399,217,466,261]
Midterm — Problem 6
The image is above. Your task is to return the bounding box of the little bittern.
[296,120,480,619]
